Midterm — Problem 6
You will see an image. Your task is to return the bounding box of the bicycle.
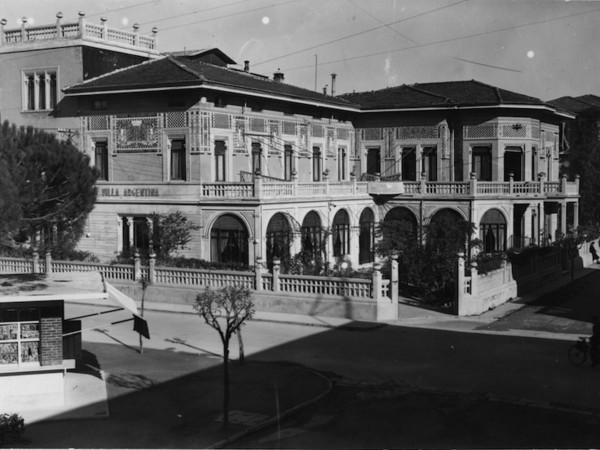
[569,337,595,366]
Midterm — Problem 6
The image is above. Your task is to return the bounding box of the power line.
[155,0,301,33]
[346,0,521,74]
[279,6,600,73]
[252,0,469,67]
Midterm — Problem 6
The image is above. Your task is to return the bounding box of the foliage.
[151,211,201,261]
[0,413,25,445]
[375,214,476,304]
[473,252,505,274]
[193,286,255,429]
[0,121,97,253]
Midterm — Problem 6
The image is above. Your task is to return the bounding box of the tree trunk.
[237,330,245,364]
[223,343,230,429]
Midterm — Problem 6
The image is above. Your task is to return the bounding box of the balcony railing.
[1,14,157,51]
[366,174,579,199]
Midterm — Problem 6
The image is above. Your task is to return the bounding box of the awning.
[104,280,150,339]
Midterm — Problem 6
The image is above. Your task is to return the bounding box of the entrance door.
[366,148,380,175]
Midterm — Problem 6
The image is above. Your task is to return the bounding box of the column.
[560,201,567,237]
[573,202,579,230]
[349,225,360,268]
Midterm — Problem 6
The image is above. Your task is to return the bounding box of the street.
[22,271,600,448]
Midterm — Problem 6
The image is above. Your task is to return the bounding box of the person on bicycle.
[591,316,600,367]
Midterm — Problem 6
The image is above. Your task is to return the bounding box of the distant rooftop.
[0,11,159,55]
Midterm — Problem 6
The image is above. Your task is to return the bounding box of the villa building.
[0,13,580,270]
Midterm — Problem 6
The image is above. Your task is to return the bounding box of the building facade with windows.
[0,14,580,271]
[0,13,159,141]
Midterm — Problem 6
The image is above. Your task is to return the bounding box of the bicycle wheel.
[569,344,587,365]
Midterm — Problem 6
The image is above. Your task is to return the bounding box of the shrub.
[0,413,25,445]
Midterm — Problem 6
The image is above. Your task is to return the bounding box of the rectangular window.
[338,147,347,181]
[23,69,58,112]
[215,140,226,181]
[422,146,437,181]
[313,146,322,181]
[0,308,40,366]
[472,146,492,181]
[170,139,186,180]
[402,147,416,181]
[284,145,294,181]
[252,142,262,175]
[94,141,109,181]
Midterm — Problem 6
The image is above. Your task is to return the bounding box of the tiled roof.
[339,80,547,109]
[64,56,358,109]
[549,95,600,114]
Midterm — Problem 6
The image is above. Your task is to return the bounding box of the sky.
[3,0,599,101]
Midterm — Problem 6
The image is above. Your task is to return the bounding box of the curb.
[208,367,333,449]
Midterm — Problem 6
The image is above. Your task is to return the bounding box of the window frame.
[0,309,41,367]
[312,146,322,181]
[94,140,109,181]
[214,140,227,182]
[22,67,58,112]
[169,137,187,181]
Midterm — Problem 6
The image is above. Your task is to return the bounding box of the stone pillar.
[56,12,63,37]
[254,173,262,198]
[509,172,514,195]
[126,217,134,250]
[390,255,399,302]
[0,18,7,45]
[420,171,427,194]
[371,263,382,301]
[148,251,156,284]
[146,217,154,253]
[20,16,27,42]
[134,250,141,281]
[456,252,465,306]
[78,11,85,37]
[469,172,477,195]
[324,169,330,196]
[574,202,579,230]
[133,23,139,46]
[470,262,478,296]
[152,27,158,49]
[45,251,52,274]
[254,258,264,291]
[349,225,360,268]
[272,259,281,292]
[560,201,567,237]
[32,249,39,274]
[100,16,107,39]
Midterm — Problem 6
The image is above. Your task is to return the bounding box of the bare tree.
[193,286,255,428]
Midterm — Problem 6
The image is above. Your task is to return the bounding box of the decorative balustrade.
[201,183,254,198]
[278,274,373,299]
[0,257,33,274]
[154,267,254,289]
[1,18,157,51]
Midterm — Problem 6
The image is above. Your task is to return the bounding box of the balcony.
[0,13,158,52]
[366,174,579,200]
[95,177,370,203]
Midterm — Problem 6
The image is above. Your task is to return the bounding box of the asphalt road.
[23,272,600,448]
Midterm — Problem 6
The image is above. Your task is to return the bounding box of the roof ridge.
[167,56,207,81]
[63,56,164,91]
[406,83,455,104]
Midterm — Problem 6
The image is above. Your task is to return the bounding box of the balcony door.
[472,146,492,181]
[366,147,380,175]
[504,146,523,181]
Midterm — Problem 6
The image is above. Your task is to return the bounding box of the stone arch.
[332,209,350,257]
[266,212,293,270]
[359,207,375,264]
[479,208,507,253]
[301,210,323,261]
[427,208,469,253]
[209,213,249,265]
[383,207,419,237]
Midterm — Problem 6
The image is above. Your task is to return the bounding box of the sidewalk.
[20,264,600,448]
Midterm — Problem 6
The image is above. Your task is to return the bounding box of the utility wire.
[280,6,600,73]
[346,0,521,74]
[252,0,468,67]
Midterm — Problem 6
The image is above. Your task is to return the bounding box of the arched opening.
[332,210,350,257]
[428,208,468,253]
[480,209,507,253]
[266,213,292,270]
[301,211,323,262]
[359,208,375,264]
[210,214,249,265]
[383,207,418,238]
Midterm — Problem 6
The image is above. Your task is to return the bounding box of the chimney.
[323,85,328,95]
[244,60,250,72]
[273,68,284,83]
[331,73,337,96]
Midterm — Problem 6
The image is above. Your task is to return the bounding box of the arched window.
[266,213,292,270]
[301,211,322,261]
[210,214,249,265]
[480,209,506,253]
[332,210,350,257]
[359,208,375,264]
